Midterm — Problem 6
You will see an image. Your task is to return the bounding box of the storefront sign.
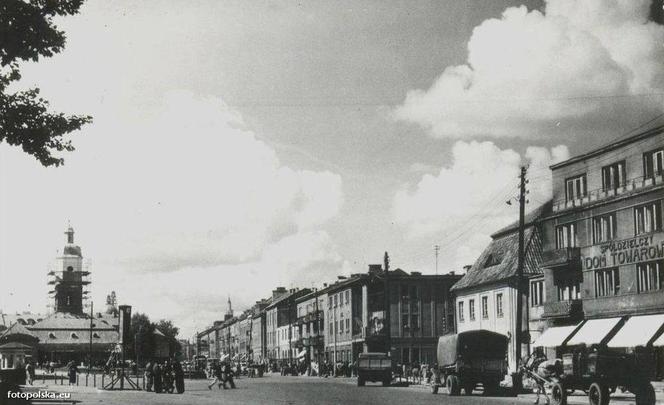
[582,233,664,270]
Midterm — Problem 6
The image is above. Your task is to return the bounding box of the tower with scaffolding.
[47,226,90,315]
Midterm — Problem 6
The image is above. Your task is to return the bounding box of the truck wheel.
[431,384,439,394]
[446,375,460,396]
[357,377,365,387]
[588,382,609,405]
[551,382,567,405]
[635,383,655,405]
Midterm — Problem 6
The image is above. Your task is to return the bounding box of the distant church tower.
[224,296,233,321]
[47,226,90,314]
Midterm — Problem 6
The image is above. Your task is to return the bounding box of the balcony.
[552,173,664,213]
[541,248,581,269]
[542,299,583,319]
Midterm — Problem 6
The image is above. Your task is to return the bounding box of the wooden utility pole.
[514,166,527,378]
[383,252,391,356]
[88,301,93,372]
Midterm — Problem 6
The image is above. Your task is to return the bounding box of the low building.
[451,203,549,374]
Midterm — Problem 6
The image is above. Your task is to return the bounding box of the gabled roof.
[451,224,543,292]
[491,200,552,238]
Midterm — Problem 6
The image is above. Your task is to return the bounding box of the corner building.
[539,126,664,372]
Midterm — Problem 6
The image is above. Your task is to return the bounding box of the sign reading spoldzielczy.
[582,233,664,270]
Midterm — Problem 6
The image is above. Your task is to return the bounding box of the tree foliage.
[0,0,92,167]
[126,313,182,365]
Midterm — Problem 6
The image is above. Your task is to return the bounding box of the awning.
[608,314,664,348]
[296,349,307,359]
[566,317,622,346]
[653,331,664,347]
[532,324,581,348]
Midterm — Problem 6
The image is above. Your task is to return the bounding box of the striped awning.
[608,314,664,348]
[532,324,581,348]
[566,317,622,346]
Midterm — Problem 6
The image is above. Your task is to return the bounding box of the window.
[411,314,419,329]
[345,290,350,304]
[458,301,465,322]
[595,268,620,297]
[496,293,504,318]
[565,174,586,201]
[329,322,333,336]
[593,213,616,243]
[334,294,338,307]
[402,314,409,329]
[644,148,664,179]
[469,299,475,321]
[484,253,502,267]
[48,333,56,339]
[328,297,333,309]
[637,260,664,293]
[92,333,100,339]
[602,161,625,191]
[402,348,410,364]
[634,202,661,235]
[530,280,544,306]
[71,332,79,339]
[66,266,73,271]
[481,296,489,319]
[556,223,577,248]
[345,318,350,333]
[557,280,580,301]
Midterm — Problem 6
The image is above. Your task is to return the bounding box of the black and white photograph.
[1,1,664,404]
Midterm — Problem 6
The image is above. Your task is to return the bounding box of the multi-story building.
[249,299,270,363]
[265,287,310,363]
[294,290,326,364]
[538,126,664,361]
[324,275,367,363]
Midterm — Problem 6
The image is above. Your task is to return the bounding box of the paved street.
[24,375,653,405]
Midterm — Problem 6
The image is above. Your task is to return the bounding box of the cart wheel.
[446,375,460,396]
[551,382,567,405]
[431,384,439,394]
[635,383,655,405]
[588,382,610,405]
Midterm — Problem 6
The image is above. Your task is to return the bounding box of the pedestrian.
[208,362,223,390]
[223,362,236,389]
[25,362,34,385]
[144,360,154,392]
[67,361,78,386]
[173,359,185,394]
[153,362,163,394]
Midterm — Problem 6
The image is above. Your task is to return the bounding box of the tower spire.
[226,295,233,316]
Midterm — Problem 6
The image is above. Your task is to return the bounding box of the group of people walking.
[144,358,185,394]
[207,362,236,390]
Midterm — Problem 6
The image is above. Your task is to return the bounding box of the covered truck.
[431,330,508,396]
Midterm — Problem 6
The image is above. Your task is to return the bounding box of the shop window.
[556,222,577,248]
[602,161,626,191]
[595,268,620,297]
[637,260,664,293]
[593,213,616,243]
[469,299,475,321]
[634,202,661,235]
[496,293,504,317]
[481,296,489,319]
[530,280,544,306]
[565,174,586,202]
[458,301,465,322]
[644,148,664,179]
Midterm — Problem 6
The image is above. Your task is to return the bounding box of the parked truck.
[430,330,508,396]
[357,352,393,387]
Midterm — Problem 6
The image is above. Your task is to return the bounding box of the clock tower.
[47,226,90,314]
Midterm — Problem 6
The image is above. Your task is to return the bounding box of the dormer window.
[48,333,56,339]
[484,253,502,268]
[92,333,100,339]
[67,266,73,272]
[71,333,79,339]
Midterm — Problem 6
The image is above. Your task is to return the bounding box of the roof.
[451,224,543,291]
[30,312,117,331]
[0,312,45,328]
[265,288,312,310]
[550,124,664,170]
[0,342,35,350]
[0,322,37,339]
[491,200,552,238]
[30,329,118,346]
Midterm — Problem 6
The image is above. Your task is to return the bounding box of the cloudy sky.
[1,0,663,338]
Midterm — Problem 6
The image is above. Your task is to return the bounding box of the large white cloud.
[394,0,664,139]
[393,141,569,269]
[0,91,344,336]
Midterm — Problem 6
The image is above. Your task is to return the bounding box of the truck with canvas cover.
[430,330,508,396]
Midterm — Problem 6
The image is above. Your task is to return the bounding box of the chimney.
[368,264,382,275]
[449,271,456,275]
[272,287,287,300]
[337,276,347,280]
[411,271,421,276]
